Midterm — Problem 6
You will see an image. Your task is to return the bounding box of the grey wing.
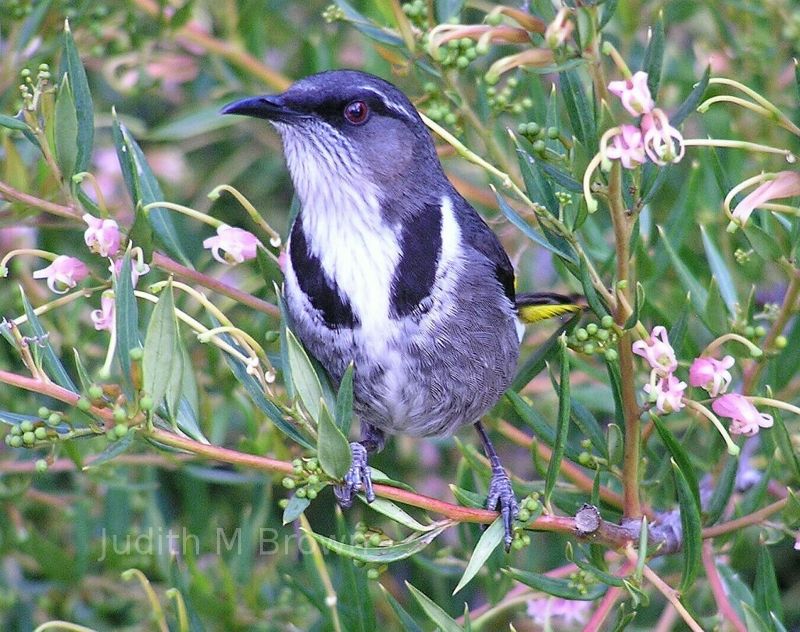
[451,193,516,304]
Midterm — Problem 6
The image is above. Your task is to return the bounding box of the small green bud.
[293,464,304,475]
[517,508,531,522]
[525,497,538,511]
[526,122,540,136]
[88,384,104,400]
[578,452,592,465]
[775,335,788,349]
[423,81,437,94]
[9,436,23,448]
[47,413,62,426]
[754,325,766,337]
[595,328,609,341]
[369,533,382,547]
[547,126,559,139]
[456,55,469,69]
[291,458,302,468]
[522,534,531,545]
[77,397,92,412]
[20,68,31,78]
[20,420,34,433]
[139,396,154,411]
[282,477,296,489]
[37,406,50,418]
[129,347,143,361]
[601,315,614,329]
[114,424,129,438]
[532,139,546,154]
[106,429,117,441]
[575,328,588,341]
[306,488,317,500]
[366,568,380,580]
[448,38,460,50]
[582,343,596,355]
[278,498,289,509]
[307,474,319,485]
[512,538,525,550]
[353,532,366,544]
[486,12,502,26]
[586,323,598,335]
[744,326,755,338]
[263,330,280,343]
[521,97,533,108]
[307,458,319,471]
[484,73,500,86]
[22,431,35,445]
[511,103,523,114]
[34,427,47,440]
[35,459,48,473]
[476,41,489,56]
[466,47,477,60]
[507,77,519,88]
[517,123,528,135]
[112,408,127,423]
[459,37,472,49]
[604,349,619,362]
[10,425,21,436]
[295,487,307,498]
[444,112,458,126]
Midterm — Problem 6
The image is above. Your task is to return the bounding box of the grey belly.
[286,281,520,438]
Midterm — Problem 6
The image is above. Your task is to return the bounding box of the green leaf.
[704,453,737,526]
[54,75,78,181]
[143,280,178,407]
[282,495,311,524]
[514,142,559,215]
[642,13,665,98]
[0,113,30,132]
[656,225,707,313]
[652,415,700,507]
[335,363,355,437]
[744,222,783,261]
[19,288,78,393]
[335,0,404,46]
[507,391,582,463]
[505,567,607,600]
[772,407,800,483]
[671,459,701,593]
[406,582,463,632]
[286,329,324,421]
[598,0,618,29]
[112,114,189,264]
[754,545,783,625]
[305,522,449,563]
[84,431,135,469]
[559,69,597,154]
[672,66,710,127]
[571,400,609,459]
[317,403,351,480]
[453,517,504,594]
[511,313,579,392]
[61,19,93,173]
[545,339,571,506]
[114,251,140,386]
[361,497,436,532]
[700,226,737,316]
[435,0,464,22]
[704,277,728,334]
[380,585,424,632]
[579,257,607,316]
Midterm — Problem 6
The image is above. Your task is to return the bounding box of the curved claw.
[486,467,519,551]
[333,442,375,508]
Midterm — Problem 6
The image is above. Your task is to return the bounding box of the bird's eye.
[344,100,369,125]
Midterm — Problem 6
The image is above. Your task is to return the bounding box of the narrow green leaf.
[317,403,351,479]
[143,280,178,407]
[511,314,579,392]
[642,13,665,98]
[335,0,404,46]
[435,0,464,22]
[657,225,707,312]
[772,407,800,483]
[559,69,597,154]
[671,459,702,593]
[668,294,692,355]
[744,222,784,261]
[286,328,323,420]
[545,340,571,506]
[754,546,783,625]
[306,522,449,563]
[84,431,135,469]
[61,19,93,173]
[282,495,311,524]
[112,114,189,264]
[652,415,700,506]
[335,363,354,437]
[700,227,737,315]
[506,567,607,600]
[449,484,487,509]
[579,257,607,316]
[624,282,644,330]
[540,161,584,193]
[114,252,141,387]
[19,288,78,392]
[571,400,609,459]
[453,517,504,594]
[360,496,436,532]
[54,75,78,182]
[741,604,774,632]
[671,66,710,127]
[406,582,463,632]
[599,0,619,29]
[380,585,424,632]
[573,556,627,588]
[507,391,583,463]
[514,143,558,215]
[0,113,30,132]
[704,454,738,526]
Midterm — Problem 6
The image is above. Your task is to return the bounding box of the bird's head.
[222,70,445,209]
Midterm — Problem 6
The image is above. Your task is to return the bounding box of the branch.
[0,180,80,220]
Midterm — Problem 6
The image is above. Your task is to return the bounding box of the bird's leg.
[475,421,519,550]
[333,422,385,508]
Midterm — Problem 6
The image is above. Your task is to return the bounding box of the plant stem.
[0,179,79,219]
[701,498,788,538]
[702,540,747,632]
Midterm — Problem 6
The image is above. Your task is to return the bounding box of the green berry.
[282,477,296,489]
[522,534,531,545]
[456,55,469,69]
[10,425,21,436]
[601,315,614,329]
[484,73,500,86]
[526,122,540,137]
[307,474,319,485]
[295,487,307,498]
[369,533,382,547]
[139,396,154,411]
[754,325,766,337]
[106,429,117,441]
[511,103,523,114]
[444,112,457,126]
[517,123,528,135]
[578,452,592,465]
[507,77,519,88]
[518,508,531,522]
[278,498,289,509]
[525,497,538,511]
[521,97,533,108]
[88,384,104,400]
[459,37,472,49]
[512,538,525,550]
[547,126,559,139]
[77,397,91,412]
[586,323,598,335]
[35,459,48,473]
[367,568,380,580]
[34,427,47,440]
[20,420,34,433]
[112,408,127,423]
[465,47,477,60]
[448,38,460,50]
[114,424,129,438]
[307,458,319,471]
[595,329,609,341]
[775,335,788,349]
[353,532,366,544]
[22,431,35,445]
[47,413,61,426]
[582,343,596,355]
[129,347,143,361]
[532,139,546,154]
[306,488,317,500]
[744,326,755,338]
[604,349,619,362]
[37,406,49,418]
[575,328,588,341]
[9,436,22,448]
[486,12,502,26]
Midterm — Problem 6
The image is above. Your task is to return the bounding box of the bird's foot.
[333,442,375,508]
[486,465,519,551]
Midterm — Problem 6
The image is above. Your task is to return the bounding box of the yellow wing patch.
[517,303,583,325]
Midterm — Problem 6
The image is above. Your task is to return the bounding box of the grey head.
[222,70,448,208]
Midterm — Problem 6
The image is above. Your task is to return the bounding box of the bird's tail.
[515,291,585,324]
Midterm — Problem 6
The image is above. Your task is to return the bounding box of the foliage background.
[1,0,800,630]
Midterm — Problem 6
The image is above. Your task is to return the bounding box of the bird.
[222,70,579,548]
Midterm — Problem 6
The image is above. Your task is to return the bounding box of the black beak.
[221,95,301,121]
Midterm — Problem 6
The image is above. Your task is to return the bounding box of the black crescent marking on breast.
[289,217,359,329]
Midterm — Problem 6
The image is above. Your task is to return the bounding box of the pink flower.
[605,124,645,169]
[643,374,687,414]
[91,291,115,331]
[632,326,677,376]
[731,171,800,227]
[689,355,735,397]
[527,597,590,627]
[32,256,89,294]
[712,393,773,437]
[608,71,654,116]
[83,214,121,257]
[641,109,684,165]
[109,254,150,288]
[794,532,800,551]
[203,225,260,264]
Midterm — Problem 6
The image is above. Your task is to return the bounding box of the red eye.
[344,100,369,125]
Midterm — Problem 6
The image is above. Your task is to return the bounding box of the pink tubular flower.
[731,171,800,227]
[608,71,654,116]
[643,374,687,414]
[689,355,735,397]
[83,214,121,257]
[641,109,685,165]
[203,225,260,264]
[91,291,115,331]
[605,124,645,169]
[712,393,773,437]
[110,253,150,288]
[32,256,89,294]
[632,326,677,376]
[527,597,590,627]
